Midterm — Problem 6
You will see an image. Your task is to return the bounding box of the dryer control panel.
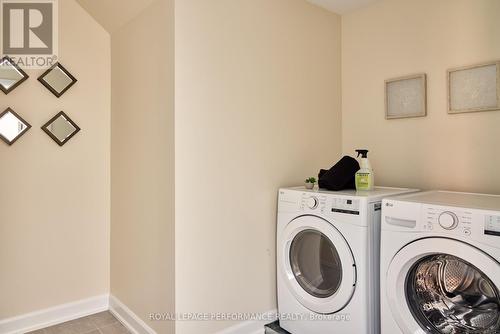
[300,193,327,213]
[299,193,361,216]
[331,197,360,215]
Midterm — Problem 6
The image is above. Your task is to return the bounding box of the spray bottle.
[355,149,374,191]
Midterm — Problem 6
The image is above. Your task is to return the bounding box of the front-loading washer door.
[281,215,356,314]
[386,238,500,334]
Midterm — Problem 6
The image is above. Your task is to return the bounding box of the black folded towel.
[318,156,360,191]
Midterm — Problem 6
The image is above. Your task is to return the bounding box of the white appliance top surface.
[284,186,417,200]
[391,190,500,212]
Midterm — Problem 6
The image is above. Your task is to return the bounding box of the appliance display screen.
[485,215,500,236]
[331,198,360,215]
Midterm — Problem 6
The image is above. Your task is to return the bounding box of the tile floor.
[265,321,290,334]
[27,311,130,334]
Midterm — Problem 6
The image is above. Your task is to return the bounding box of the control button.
[464,229,471,236]
[439,211,459,230]
[306,197,319,209]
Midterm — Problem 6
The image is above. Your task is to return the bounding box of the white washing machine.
[277,186,417,334]
[381,191,500,334]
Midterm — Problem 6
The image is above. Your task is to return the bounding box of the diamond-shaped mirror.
[0,56,29,95]
[42,111,81,146]
[0,108,31,145]
[38,63,77,98]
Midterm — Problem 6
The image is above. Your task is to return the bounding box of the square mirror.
[38,63,77,98]
[42,111,81,146]
[0,56,29,94]
[0,108,32,145]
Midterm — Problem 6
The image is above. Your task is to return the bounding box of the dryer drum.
[406,254,500,334]
[289,229,343,299]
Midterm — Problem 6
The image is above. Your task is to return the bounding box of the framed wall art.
[385,73,427,119]
[448,61,500,114]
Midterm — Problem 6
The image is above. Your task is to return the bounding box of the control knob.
[306,197,319,209]
[438,211,459,230]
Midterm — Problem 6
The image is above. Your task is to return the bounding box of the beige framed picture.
[448,61,500,114]
[385,74,427,119]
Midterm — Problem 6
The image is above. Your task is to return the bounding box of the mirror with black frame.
[0,108,32,145]
[42,111,81,146]
[0,56,29,94]
[38,63,77,98]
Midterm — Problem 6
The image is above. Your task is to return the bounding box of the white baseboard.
[216,310,277,334]
[109,295,156,334]
[0,295,273,334]
[0,294,109,334]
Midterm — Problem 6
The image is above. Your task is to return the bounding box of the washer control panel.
[438,211,459,230]
[485,214,500,237]
[425,206,472,237]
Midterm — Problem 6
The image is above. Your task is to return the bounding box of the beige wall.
[342,0,500,194]
[110,0,175,333]
[76,0,157,33]
[175,0,342,332]
[0,0,110,318]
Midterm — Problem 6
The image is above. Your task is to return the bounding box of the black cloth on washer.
[318,156,360,191]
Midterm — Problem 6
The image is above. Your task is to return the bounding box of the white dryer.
[381,191,500,334]
[277,187,417,334]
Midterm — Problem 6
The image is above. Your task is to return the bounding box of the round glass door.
[280,215,356,314]
[406,254,500,334]
[289,230,343,299]
[386,238,500,334]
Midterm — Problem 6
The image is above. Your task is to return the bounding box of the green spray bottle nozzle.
[356,149,369,158]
